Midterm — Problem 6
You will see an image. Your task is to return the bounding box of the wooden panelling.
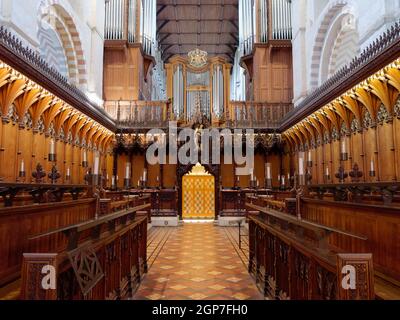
[301,198,400,281]
[253,46,293,103]
[103,47,144,101]
[0,198,97,286]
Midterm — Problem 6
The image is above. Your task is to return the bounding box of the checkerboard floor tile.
[133,224,263,300]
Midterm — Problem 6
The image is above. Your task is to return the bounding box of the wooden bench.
[20,202,151,300]
[247,208,375,300]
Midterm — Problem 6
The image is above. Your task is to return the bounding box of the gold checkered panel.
[182,175,215,219]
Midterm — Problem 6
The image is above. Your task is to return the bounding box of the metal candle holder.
[124,178,131,190]
[48,154,56,162]
[18,170,26,183]
[340,152,349,162]
[369,171,376,177]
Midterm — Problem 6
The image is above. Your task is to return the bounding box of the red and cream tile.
[133,223,263,300]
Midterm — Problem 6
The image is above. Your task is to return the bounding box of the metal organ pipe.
[279,0,283,39]
[219,66,224,117]
[117,0,121,39]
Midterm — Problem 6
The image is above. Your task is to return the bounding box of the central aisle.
[133,223,264,300]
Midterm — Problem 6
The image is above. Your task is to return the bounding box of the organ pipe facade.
[166,56,231,124]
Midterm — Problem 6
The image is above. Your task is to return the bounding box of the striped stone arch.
[326,17,359,79]
[38,0,88,87]
[309,0,358,89]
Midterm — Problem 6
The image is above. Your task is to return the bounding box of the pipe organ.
[105,0,157,52]
[256,0,293,43]
[212,65,224,119]
[271,0,292,40]
[166,54,231,125]
[259,0,268,43]
[105,0,128,41]
[239,0,255,55]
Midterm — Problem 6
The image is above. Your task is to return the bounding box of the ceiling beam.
[157,5,167,16]
[157,18,238,22]
[158,33,173,43]
[162,43,237,49]
[157,3,238,8]
[229,32,239,42]
[158,31,239,35]
[157,20,170,33]
[228,20,239,31]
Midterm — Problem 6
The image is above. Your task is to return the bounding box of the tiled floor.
[133,222,264,300]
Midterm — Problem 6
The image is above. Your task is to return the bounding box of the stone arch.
[319,12,359,83]
[37,0,88,87]
[309,0,358,89]
[37,20,69,78]
[326,18,359,78]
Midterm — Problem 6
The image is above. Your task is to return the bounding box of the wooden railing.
[297,184,400,297]
[100,190,151,217]
[0,194,96,286]
[307,182,400,206]
[247,190,297,216]
[247,208,374,300]
[228,102,293,129]
[105,100,293,130]
[0,182,89,208]
[220,189,268,217]
[20,202,150,300]
[104,100,171,129]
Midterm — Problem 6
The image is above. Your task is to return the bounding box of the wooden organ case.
[165,52,232,126]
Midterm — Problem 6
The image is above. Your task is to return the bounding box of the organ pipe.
[270,0,292,40]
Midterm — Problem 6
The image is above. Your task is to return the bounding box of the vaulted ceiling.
[157,0,239,63]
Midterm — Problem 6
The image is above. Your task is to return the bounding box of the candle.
[299,158,304,175]
[125,163,131,179]
[266,164,271,179]
[116,175,119,182]
[341,139,346,154]
[20,159,25,172]
[282,176,285,185]
[50,139,55,154]
[326,166,330,176]
[112,176,116,186]
[143,170,147,181]
[308,150,312,161]
[66,168,70,177]
[94,153,100,175]
[83,150,87,162]
[370,159,375,172]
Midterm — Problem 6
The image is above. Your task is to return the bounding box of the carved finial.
[349,163,363,183]
[335,166,348,183]
[32,163,46,183]
[48,165,61,184]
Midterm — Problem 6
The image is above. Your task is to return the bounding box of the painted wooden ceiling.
[157,0,239,63]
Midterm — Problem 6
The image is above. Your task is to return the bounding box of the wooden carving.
[68,246,104,297]
[336,253,374,300]
[21,253,58,300]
